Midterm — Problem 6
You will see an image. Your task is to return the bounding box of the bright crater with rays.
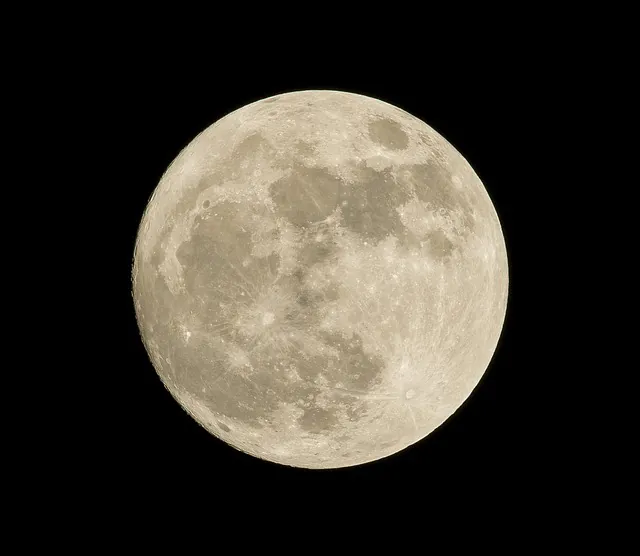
[132,90,508,469]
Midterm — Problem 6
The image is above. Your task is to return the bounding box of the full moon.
[132,90,508,469]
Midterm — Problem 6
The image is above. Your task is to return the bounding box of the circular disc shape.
[132,90,508,469]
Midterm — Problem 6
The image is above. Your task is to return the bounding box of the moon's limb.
[132,90,508,469]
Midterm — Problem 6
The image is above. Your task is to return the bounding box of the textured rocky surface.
[132,91,508,468]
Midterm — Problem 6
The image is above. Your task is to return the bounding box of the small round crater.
[202,200,210,209]
[405,389,416,400]
[262,312,275,325]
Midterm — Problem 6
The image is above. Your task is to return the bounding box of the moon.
[132,90,508,469]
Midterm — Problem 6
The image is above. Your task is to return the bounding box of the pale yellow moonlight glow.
[132,90,509,469]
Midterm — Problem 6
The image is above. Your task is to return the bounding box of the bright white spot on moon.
[132,90,509,470]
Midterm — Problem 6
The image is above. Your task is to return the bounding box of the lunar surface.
[132,90,508,469]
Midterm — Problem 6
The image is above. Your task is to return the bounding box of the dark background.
[86,54,543,499]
